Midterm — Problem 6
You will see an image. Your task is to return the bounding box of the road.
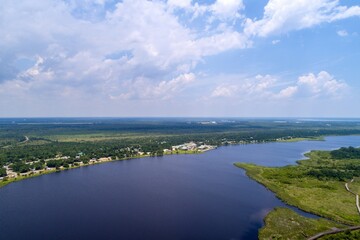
[308,225,360,240]
[2,136,29,149]
[21,136,29,144]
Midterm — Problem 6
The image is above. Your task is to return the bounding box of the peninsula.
[236,146,360,239]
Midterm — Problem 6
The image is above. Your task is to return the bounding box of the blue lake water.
[1,136,360,240]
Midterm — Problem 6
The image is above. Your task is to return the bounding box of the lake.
[1,136,360,240]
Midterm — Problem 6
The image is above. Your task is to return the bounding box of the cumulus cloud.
[210,0,244,20]
[111,73,196,100]
[0,0,250,102]
[297,71,347,97]
[275,86,298,98]
[210,74,277,99]
[167,0,192,9]
[167,0,244,21]
[211,84,238,98]
[275,71,347,99]
[1,0,356,98]
[210,71,347,100]
[0,0,356,117]
[244,0,360,37]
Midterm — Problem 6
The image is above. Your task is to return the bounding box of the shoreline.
[0,148,214,189]
[1,134,360,240]
[234,162,359,225]
[0,135,347,190]
[234,147,360,238]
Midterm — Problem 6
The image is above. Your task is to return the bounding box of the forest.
[304,147,360,181]
[331,146,360,159]
[1,118,360,174]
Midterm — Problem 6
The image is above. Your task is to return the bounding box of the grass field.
[259,207,344,240]
[235,151,360,225]
[42,132,171,142]
[276,136,325,142]
[348,178,360,195]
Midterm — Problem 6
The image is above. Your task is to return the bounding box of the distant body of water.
[1,136,360,240]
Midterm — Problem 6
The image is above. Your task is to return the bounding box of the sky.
[0,0,359,118]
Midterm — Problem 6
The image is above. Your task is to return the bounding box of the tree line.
[331,146,360,159]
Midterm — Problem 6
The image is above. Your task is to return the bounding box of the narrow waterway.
[1,136,360,240]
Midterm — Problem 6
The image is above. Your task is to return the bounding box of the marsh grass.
[259,207,344,240]
[235,150,360,225]
[319,229,360,239]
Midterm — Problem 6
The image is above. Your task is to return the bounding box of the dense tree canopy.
[1,119,360,172]
[0,167,6,177]
[11,162,31,173]
[331,147,360,159]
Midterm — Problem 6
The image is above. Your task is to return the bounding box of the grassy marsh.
[235,150,360,225]
[259,207,344,240]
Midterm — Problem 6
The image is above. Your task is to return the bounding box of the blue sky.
[0,0,359,117]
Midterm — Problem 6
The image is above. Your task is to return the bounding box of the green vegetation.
[0,167,6,177]
[1,118,360,188]
[319,229,360,239]
[165,149,200,155]
[331,146,360,159]
[1,118,360,238]
[235,148,360,225]
[348,179,360,195]
[259,208,344,240]
[1,118,360,239]
[1,118,360,168]
[11,161,31,173]
[276,136,324,142]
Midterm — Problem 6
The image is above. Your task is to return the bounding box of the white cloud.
[253,75,276,92]
[0,0,355,117]
[167,0,244,22]
[196,30,251,56]
[298,71,347,97]
[210,0,244,20]
[167,0,192,9]
[244,0,360,37]
[276,86,298,98]
[21,56,44,78]
[337,29,348,36]
[210,74,277,99]
[110,73,196,100]
[0,0,250,102]
[211,84,238,97]
[209,71,347,100]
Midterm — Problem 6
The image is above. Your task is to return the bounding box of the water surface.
[1,136,360,240]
